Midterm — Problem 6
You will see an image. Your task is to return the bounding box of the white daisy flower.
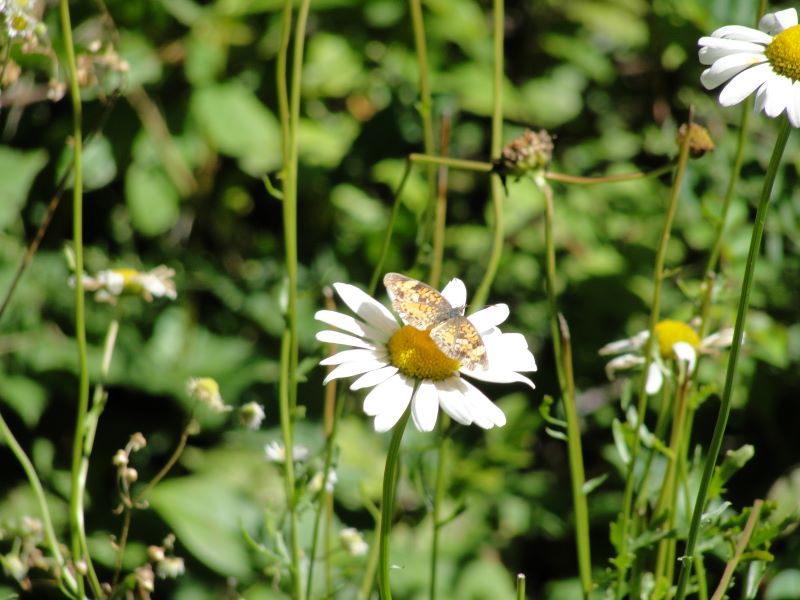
[72,265,177,304]
[599,319,734,394]
[315,278,537,433]
[699,8,800,126]
[265,441,310,463]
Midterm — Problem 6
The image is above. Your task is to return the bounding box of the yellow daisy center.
[765,24,800,81]
[653,320,700,360]
[387,325,460,381]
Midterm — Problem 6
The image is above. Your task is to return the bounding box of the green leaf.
[57,135,117,192]
[0,146,48,230]
[766,569,800,600]
[302,33,364,98]
[125,163,181,236]
[148,475,260,577]
[0,374,47,428]
[118,31,163,87]
[190,82,282,176]
[298,115,359,167]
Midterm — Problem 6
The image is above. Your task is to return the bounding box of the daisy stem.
[545,163,674,185]
[472,0,505,310]
[369,159,412,295]
[429,414,451,600]
[409,153,493,173]
[60,0,102,596]
[516,574,526,599]
[675,117,791,600]
[429,112,452,290]
[614,111,694,600]
[710,499,763,600]
[543,180,592,595]
[379,407,412,600]
[275,0,311,597]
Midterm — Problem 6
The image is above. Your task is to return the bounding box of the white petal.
[763,74,793,117]
[672,342,697,374]
[363,373,411,417]
[411,381,439,432]
[700,53,768,89]
[698,37,767,64]
[700,328,734,350]
[460,379,506,428]
[709,25,772,44]
[333,282,399,333]
[483,332,537,372]
[468,303,509,332]
[436,378,473,425]
[372,378,414,432]
[350,365,398,390]
[598,330,649,356]
[754,81,768,113]
[604,353,645,380]
[463,367,536,389]
[440,278,467,308]
[316,330,376,350]
[718,63,773,106]
[320,348,382,366]
[760,9,798,35]
[645,363,663,395]
[787,82,800,127]
[323,359,387,385]
[315,309,389,343]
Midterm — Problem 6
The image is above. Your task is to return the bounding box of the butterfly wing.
[430,316,489,371]
[383,272,454,330]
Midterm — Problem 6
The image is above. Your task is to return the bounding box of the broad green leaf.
[0,146,48,230]
[118,31,162,87]
[0,374,47,427]
[303,33,365,98]
[766,569,800,600]
[190,82,282,176]
[125,163,180,236]
[298,115,359,167]
[57,135,117,191]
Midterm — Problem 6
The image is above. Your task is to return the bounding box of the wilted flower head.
[339,527,369,556]
[155,556,185,579]
[74,265,177,304]
[600,319,734,394]
[676,122,715,157]
[238,402,265,429]
[186,377,231,413]
[316,274,536,432]
[265,441,310,463]
[699,8,800,126]
[493,129,554,180]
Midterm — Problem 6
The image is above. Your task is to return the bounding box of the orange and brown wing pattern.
[430,316,489,371]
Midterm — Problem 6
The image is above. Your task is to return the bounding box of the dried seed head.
[494,129,554,179]
[676,123,715,157]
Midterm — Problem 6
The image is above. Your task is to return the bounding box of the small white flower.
[155,556,185,579]
[238,402,265,429]
[186,377,231,413]
[265,441,309,463]
[309,469,337,493]
[699,8,800,126]
[316,278,537,433]
[600,320,733,394]
[339,527,369,557]
[72,265,177,304]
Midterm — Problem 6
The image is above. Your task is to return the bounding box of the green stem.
[516,574,526,600]
[0,411,77,597]
[429,415,450,600]
[369,160,412,295]
[305,389,344,599]
[614,112,694,599]
[77,319,120,597]
[428,114,452,289]
[378,408,411,600]
[675,118,791,600]
[472,0,505,310]
[710,500,763,600]
[60,0,97,596]
[545,164,674,185]
[409,153,493,173]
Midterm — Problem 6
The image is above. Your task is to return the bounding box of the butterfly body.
[383,273,489,371]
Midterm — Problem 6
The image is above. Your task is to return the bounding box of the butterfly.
[383,272,489,371]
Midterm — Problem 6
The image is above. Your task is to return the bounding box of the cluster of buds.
[0,517,49,591]
[148,534,185,580]
[74,265,177,305]
[493,129,554,181]
[76,39,129,89]
[186,377,231,413]
[113,432,147,508]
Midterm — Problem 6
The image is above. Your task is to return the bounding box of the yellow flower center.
[765,24,800,81]
[387,325,460,381]
[654,320,700,360]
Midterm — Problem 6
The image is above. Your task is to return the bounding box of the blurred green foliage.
[2,0,800,598]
